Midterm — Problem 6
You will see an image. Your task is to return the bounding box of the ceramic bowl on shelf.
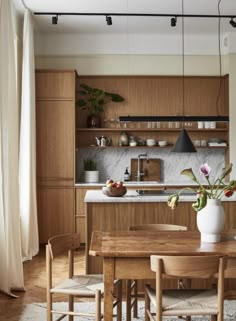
[146,139,156,147]
[158,141,168,147]
[102,186,127,197]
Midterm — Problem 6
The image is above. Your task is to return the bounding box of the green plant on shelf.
[77,83,125,116]
[83,159,97,171]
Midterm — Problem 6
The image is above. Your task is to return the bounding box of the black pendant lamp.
[171,0,196,153]
[172,129,196,152]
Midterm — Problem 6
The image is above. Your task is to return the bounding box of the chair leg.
[95,290,102,321]
[47,293,52,321]
[145,285,151,321]
[126,280,132,321]
[68,295,74,321]
[132,280,138,318]
[210,315,217,321]
[116,280,122,321]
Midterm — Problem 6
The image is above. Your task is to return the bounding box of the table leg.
[104,257,115,321]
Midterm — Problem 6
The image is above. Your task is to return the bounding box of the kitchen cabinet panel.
[37,187,74,244]
[77,75,229,122]
[36,70,77,243]
[75,187,100,243]
[36,70,76,99]
[36,100,74,181]
[184,76,228,116]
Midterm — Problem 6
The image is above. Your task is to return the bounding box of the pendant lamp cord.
[182,0,185,127]
[216,0,222,116]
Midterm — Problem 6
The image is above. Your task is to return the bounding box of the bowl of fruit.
[102,179,127,197]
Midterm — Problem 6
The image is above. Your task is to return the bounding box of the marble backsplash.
[76,147,226,183]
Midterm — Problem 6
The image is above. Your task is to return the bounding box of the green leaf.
[105,92,125,102]
[219,163,233,180]
[78,90,87,95]
[192,191,207,212]
[76,100,87,107]
[80,84,91,91]
[180,168,197,181]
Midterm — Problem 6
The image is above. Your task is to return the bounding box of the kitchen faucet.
[137,153,149,181]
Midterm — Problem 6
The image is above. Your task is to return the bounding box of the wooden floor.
[0,246,86,321]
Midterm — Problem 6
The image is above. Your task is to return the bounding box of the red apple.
[116,181,123,187]
[112,182,117,187]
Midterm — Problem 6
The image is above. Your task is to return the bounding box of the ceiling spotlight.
[106,15,112,26]
[52,15,58,25]
[171,16,177,27]
[229,18,236,28]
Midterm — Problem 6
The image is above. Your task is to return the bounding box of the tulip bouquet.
[167,163,236,212]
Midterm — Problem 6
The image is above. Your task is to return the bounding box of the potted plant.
[83,158,99,183]
[77,83,125,128]
[167,163,236,243]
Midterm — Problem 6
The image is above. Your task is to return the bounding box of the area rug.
[20,300,236,321]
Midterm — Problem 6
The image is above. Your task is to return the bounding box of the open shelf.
[76,128,228,132]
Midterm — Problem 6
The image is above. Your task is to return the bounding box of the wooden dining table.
[89,230,236,321]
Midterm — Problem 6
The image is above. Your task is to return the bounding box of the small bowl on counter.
[158,141,168,147]
[102,186,127,197]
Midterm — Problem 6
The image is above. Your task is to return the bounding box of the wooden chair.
[46,233,122,321]
[126,224,187,321]
[145,255,226,321]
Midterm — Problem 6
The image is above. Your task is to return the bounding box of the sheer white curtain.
[0,0,24,295]
[19,9,39,261]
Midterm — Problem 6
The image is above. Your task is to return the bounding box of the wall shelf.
[77,145,227,149]
[76,128,228,132]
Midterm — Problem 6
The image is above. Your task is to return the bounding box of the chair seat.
[51,274,104,296]
[147,286,218,316]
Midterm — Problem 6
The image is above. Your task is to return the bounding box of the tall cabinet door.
[36,70,76,243]
[36,100,74,180]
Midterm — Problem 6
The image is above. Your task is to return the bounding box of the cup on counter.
[201,140,207,147]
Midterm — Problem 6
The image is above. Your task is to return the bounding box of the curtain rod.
[33,12,236,19]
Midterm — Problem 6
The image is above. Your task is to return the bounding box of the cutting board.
[130,158,161,181]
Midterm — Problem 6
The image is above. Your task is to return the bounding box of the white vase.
[197,199,225,243]
[84,170,99,183]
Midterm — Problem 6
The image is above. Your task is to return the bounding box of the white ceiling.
[14,0,236,35]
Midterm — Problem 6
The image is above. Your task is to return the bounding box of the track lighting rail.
[34,12,236,19]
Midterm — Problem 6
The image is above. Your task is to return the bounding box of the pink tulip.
[199,163,211,177]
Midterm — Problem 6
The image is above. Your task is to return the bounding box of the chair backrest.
[129,224,187,231]
[46,234,81,287]
[150,255,224,278]
[47,233,80,259]
[150,255,226,321]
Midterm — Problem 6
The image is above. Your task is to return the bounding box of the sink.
[124,181,161,185]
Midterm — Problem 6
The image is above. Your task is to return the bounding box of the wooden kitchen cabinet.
[37,187,74,244]
[36,70,77,243]
[75,187,100,243]
[75,75,229,149]
[76,75,229,121]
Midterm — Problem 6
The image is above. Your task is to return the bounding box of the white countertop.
[75,181,202,188]
[84,189,236,203]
